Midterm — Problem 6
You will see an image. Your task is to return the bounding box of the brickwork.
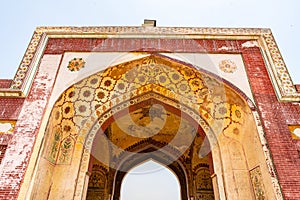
[241,46,300,199]
[0,36,299,199]
[44,38,242,54]
[0,98,25,120]
[0,56,59,199]
[295,84,300,93]
[0,145,7,164]
[43,38,300,199]
[0,80,11,88]
[0,134,12,145]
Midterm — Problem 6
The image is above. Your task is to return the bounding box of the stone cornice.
[1,26,298,101]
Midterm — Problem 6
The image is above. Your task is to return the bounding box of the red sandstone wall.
[0,80,11,88]
[241,46,300,199]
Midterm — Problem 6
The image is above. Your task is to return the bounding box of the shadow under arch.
[85,92,219,162]
[81,93,218,200]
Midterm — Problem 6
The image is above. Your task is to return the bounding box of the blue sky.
[121,160,180,200]
[0,1,299,199]
[0,0,299,83]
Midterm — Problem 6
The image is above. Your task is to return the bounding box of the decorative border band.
[1,26,299,101]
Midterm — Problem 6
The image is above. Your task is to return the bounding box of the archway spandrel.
[43,54,250,172]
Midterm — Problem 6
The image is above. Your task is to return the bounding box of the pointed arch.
[45,54,253,160]
[112,146,190,200]
[29,53,281,200]
[120,160,181,200]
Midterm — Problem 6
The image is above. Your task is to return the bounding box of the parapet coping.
[0,26,299,101]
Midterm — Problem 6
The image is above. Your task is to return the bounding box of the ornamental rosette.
[219,59,237,73]
[67,58,85,72]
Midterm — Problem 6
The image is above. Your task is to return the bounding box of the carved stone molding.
[1,26,298,101]
[0,26,300,101]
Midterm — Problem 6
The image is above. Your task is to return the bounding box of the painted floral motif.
[62,102,75,118]
[48,128,61,163]
[219,59,237,73]
[214,103,231,119]
[61,119,77,135]
[231,104,243,122]
[57,136,75,164]
[75,101,92,117]
[67,58,85,72]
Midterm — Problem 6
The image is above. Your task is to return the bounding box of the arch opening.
[120,160,181,200]
[85,103,215,200]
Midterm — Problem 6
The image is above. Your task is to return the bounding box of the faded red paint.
[0,98,25,120]
[0,57,59,199]
[295,84,300,93]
